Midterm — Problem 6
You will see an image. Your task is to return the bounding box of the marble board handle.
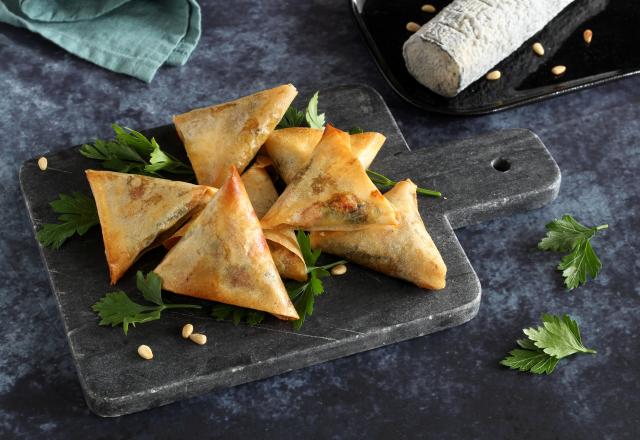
[374,128,561,229]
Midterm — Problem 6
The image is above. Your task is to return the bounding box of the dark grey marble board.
[19,85,560,417]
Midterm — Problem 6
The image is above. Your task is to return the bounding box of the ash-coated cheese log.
[403,0,575,97]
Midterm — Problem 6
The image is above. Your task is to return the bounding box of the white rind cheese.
[403,0,575,97]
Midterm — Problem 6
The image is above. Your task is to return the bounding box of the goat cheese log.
[403,0,575,97]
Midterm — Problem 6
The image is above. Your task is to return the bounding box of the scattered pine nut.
[583,29,593,44]
[181,323,194,339]
[421,4,437,13]
[486,70,501,81]
[137,344,153,360]
[189,333,207,345]
[552,65,566,76]
[532,42,545,56]
[37,156,48,171]
[331,264,347,276]
[406,22,420,33]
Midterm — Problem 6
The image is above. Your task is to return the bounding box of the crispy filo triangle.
[161,187,218,250]
[154,167,299,320]
[263,229,307,282]
[173,84,297,187]
[241,158,279,219]
[85,170,213,284]
[310,180,446,290]
[241,161,308,281]
[264,127,386,183]
[260,125,398,231]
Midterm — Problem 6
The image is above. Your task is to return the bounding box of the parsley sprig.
[92,271,201,335]
[287,230,346,329]
[80,124,194,178]
[276,91,326,130]
[538,215,608,290]
[500,314,596,374]
[36,192,100,249]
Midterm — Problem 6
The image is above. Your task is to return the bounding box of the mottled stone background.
[0,0,638,438]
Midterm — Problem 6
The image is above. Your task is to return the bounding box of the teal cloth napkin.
[0,0,201,82]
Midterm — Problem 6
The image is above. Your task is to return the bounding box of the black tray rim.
[348,0,640,116]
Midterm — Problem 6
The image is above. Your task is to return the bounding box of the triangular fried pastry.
[173,84,297,187]
[264,127,324,183]
[154,167,299,320]
[161,186,217,250]
[242,162,307,281]
[264,229,307,282]
[241,161,279,219]
[85,170,212,284]
[310,180,446,290]
[260,125,398,231]
[264,128,386,184]
[349,132,386,171]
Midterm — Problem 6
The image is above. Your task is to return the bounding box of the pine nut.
[331,264,347,276]
[421,4,436,13]
[406,22,420,33]
[583,29,593,44]
[532,42,545,56]
[181,323,194,339]
[486,70,501,81]
[189,333,207,345]
[37,156,48,171]
[552,65,566,76]
[137,344,153,360]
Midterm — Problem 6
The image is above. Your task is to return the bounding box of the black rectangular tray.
[19,85,560,416]
[351,0,640,114]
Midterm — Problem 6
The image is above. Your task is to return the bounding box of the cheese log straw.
[403,0,575,97]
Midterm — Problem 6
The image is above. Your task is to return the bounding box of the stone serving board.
[19,85,560,417]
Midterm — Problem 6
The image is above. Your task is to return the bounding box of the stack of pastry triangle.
[154,167,299,320]
[310,180,446,290]
[264,127,386,184]
[173,84,298,187]
[260,125,398,231]
[85,170,214,284]
[161,160,308,282]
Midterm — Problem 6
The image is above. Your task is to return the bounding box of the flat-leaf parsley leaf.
[36,192,99,249]
[92,271,200,335]
[80,124,194,178]
[500,314,595,375]
[538,215,608,290]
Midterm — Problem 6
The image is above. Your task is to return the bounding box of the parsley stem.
[595,224,608,231]
[366,169,441,198]
[162,304,201,310]
[307,260,348,273]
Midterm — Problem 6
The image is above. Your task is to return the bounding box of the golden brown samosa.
[264,127,323,183]
[173,84,297,187]
[349,132,386,171]
[310,180,446,290]
[154,167,299,320]
[260,125,398,231]
[85,170,212,284]
[241,162,307,281]
[161,186,218,250]
[241,160,279,219]
[264,127,385,184]
[263,229,307,282]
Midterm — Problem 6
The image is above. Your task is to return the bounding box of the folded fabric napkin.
[0,0,201,82]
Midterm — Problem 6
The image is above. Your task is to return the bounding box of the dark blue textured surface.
[0,0,638,438]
